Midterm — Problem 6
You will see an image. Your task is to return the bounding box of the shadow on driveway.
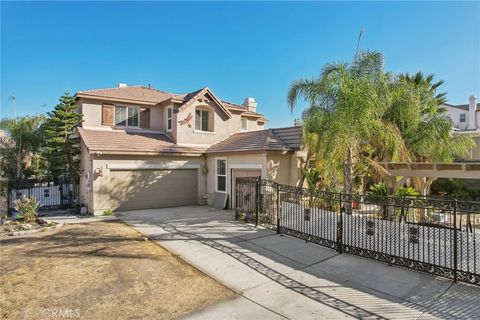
[121,206,480,320]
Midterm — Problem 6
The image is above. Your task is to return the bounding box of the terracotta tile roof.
[272,126,303,150]
[78,128,206,154]
[206,126,302,154]
[76,86,174,104]
[75,85,265,118]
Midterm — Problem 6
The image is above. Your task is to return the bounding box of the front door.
[231,169,261,209]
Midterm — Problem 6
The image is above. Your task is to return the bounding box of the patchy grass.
[0,221,233,320]
[102,209,114,216]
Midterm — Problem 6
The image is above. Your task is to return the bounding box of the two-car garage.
[109,169,198,212]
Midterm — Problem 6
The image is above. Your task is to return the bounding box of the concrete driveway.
[120,206,480,320]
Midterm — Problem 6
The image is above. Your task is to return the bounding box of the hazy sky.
[2,1,479,127]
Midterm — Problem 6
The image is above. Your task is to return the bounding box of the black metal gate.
[235,177,480,286]
[8,181,76,213]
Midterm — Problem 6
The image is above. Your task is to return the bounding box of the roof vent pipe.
[243,97,257,113]
[468,95,477,130]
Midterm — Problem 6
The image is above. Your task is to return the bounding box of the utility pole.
[8,96,16,122]
[354,28,365,62]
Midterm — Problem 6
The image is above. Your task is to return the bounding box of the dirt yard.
[0,221,233,320]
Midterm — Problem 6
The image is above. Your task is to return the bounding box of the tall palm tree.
[288,51,403,200]
[382,72,474,194]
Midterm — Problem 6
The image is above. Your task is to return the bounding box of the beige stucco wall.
[151,106,165,131]
[175,100,263,145]
[266,152,300,186]
[78,97,264,144]
[465,135,480,161]
[229,112,263,133]
[79,98,166,132]
[205,152,267,205]
[205,151,305,207]
[79,141,93,211]
[87,154,206,215]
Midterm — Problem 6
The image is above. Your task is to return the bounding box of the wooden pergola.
[379,162,480,196]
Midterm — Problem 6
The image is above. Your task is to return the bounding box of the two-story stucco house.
[443,95,480,161]
[76,84,304,215]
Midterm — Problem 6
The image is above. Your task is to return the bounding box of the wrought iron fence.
[8,180,76,213]
[235,177,480,286]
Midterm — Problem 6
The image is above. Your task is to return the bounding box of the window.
[195,108,211,131]
[216,158,227,192]
[166,107,172,131]
[115,106,139,127]
[460,113,466,123]
[241,118,247,131]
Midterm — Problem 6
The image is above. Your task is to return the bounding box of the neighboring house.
[76,84,304,214]
[444,95,479,131]
[443,95,480,161]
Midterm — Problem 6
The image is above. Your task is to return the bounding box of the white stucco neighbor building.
[444,95,479,131]
[443,95,480,161]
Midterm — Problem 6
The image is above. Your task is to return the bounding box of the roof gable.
[178,87,232,118]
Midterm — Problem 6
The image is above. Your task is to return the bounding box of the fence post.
[255,178,260,227]
[276,182,280,234]
[235,179,239,221]
[336,194,344,253]
[453,199,458,282]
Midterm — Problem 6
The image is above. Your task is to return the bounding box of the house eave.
[88,149,204,157]
[76,93,161,106]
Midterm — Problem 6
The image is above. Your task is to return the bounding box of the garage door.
[110,169,198,211]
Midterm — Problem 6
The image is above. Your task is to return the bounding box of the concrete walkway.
[119,206,480,320]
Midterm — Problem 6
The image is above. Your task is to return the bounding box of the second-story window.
[115,106,139,127]
[195,108,212,132]
[241,118,247,132]
[460,113,466,123]
[166,107,172,131]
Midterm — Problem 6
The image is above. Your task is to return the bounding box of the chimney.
[243,97,257,113]
[118,83,128,88]
[467,95,477,130]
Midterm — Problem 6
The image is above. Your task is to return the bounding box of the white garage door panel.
[110,169,197,211]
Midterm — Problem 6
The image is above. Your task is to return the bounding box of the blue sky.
[1,1,479,128]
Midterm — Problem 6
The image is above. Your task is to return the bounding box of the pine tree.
[43,93,83,197]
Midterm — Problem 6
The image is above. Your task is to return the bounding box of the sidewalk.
[120,206,480,320]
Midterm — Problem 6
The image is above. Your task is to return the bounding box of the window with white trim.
[216,158,227,192]
[241,118,247,132]
[460,113,466,123]
[195,108,212,132]
[115,106,139,127]
[166,107,172,131]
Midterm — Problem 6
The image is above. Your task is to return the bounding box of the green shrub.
[367,182,419,197]
[14,196,40,223]
[102,209,113,216]
[431,178,480,201]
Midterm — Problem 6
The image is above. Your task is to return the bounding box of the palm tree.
[288,51,403,201]
[383,72,475,194]
[0,115,46,180]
